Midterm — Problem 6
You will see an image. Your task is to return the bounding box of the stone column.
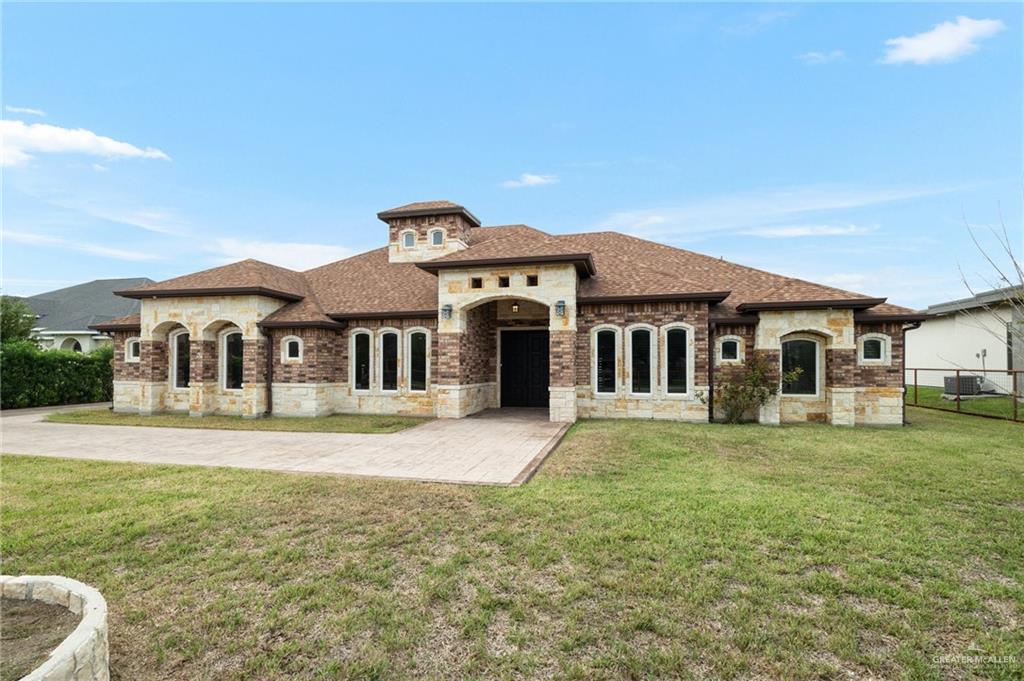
[189,339,218,417]
[241,337,267,418]
[548,329,577,423]
[138,340,168,415]
[755,349,781,425]
[434,331,468,418]
[826,348,857,426]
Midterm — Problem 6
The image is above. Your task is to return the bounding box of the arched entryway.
[60,337,83,352]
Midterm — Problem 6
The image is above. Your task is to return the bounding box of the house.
[905,286,1023,395]
[92,201,926,425]
[26,278,153,352]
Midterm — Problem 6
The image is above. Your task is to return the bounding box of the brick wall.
[190,340,217,384]
[341,317,439,385]
[111,331,142,381]
[711,323,756,388]
[140,340,167,382]
[269,327,346,384]
[576,302,710,388]
[386,213,473,244]
[549,330,576,387]
[242,338,267,385]
[855,321,905,387]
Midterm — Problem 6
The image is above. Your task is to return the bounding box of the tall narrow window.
[631,328,652,394]
[666,328,688,394]
[782,339,818,395]
[595,330,616,394]
[409,331,427,392]
[173,331,191,389]
[354,333,370,390]
[381,332,398,391]
[403,232,415,248]
[224,331,243,390]
[431,230,444,246]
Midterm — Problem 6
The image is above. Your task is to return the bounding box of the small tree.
[1,296,36,344]
[703,353,802,424]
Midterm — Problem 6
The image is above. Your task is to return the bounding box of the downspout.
[707,320,716,422]
[901,321,922,424]
[264,327,274,416]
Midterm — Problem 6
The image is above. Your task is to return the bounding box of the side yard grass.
[908,384,1021,420]
[45,408,428,434]
[2,407,1021,680]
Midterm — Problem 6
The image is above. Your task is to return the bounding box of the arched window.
[352,330,372,391]
[430,229,445,246]
[665,328,688,394]
[593,327,618,395]
[281,335,303,363]
[407,329,429,392]
[170,329,191,389]
[717,335,745,364]
[627,326,655,395]
[781,338,819,396]
[380,330,399,392]
[125,337,141,363]
[858,333,891,366]
[402,231,415,248]
[72,340,82,352]
[221,330,243,390]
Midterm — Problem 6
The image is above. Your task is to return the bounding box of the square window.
[526,274,539,287]
[721,340,738,361]
[471,277,483,289]
[862,339,883,360]
[498,276,510,288]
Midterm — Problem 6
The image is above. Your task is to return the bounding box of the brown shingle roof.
[116,259,308,301]
[303,247,439,317]
[377,200,481,227]
[90,313,141,332]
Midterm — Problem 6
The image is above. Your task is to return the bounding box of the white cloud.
[741,223,877,238]
[92,163,109,172]
[721,9,796,37]
[4,230,161,261]
[75,205,186,235]
[0,120,170,167]
[881,16,1005,65]
[796,49,845,65]
[501,173,559,189]
[211,238,354,271]
[5,105,46,117]
[598,184,957,238]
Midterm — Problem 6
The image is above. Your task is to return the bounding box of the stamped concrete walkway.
[0,408,569,486]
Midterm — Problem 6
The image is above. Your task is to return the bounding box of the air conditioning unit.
[944,375,982,396]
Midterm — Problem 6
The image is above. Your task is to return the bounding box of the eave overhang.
[114,286,305,302]
[578,291,731,305]
[735,297,887,313]
[416,253,596,278]
[377,205,482,228]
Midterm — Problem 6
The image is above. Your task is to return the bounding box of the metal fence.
[905,367,1022,423]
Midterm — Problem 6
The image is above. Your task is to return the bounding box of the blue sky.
[3,2,1021,308]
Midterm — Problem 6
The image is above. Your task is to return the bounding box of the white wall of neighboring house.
[905,303,1019,393]
[32,330,113,353]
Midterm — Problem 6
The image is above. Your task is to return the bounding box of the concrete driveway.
[0,408,569,486]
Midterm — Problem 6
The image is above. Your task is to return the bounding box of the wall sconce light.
[511,302,520,313]
[555,300,566,317]
[441,304,453,320]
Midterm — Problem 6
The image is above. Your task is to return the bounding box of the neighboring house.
[27,278,154,352]
[93,201,926,426]
[905,286,1024,394]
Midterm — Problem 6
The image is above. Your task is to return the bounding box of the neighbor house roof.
[107,208,922,326]
[27,278,152,333]
[924,286,1023,316]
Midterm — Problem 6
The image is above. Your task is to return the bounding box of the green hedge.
[1,341,114,409]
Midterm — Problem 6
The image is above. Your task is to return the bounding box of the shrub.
[703,353,802,424]
[0,342,114,409]
[1,296,36,344]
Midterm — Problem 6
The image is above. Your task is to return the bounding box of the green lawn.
[906,385,1021,420]
[45,408,427,434]
[2,408,1022,680]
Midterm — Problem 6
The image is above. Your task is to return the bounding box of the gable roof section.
[416,225,596,276]
[115,259,308,301]
[303,247,440,317]
[28,278,152,332]
[91,313,142,332]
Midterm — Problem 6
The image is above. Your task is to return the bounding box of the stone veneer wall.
[574,301,710,421]
[1,575,109,681]
[853,321,905,425]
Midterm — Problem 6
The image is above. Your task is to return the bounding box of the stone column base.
[549,387,577,423]
[828,387,857,426]
[242,383,268,418]
[759,395,781,425]
[139,381,167,415]
[435,383,497,418]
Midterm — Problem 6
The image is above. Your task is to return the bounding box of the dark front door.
[500,330,549,408]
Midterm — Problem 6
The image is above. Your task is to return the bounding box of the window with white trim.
[281,335,303,363]
[858,333,891,366]
[781,337,819,396]
[627,326,655,395]
[222,330,244,391]
[717,335,745,364]
[402,231,415,248]
[407,329,429,392]
[125,337,141,363]
[380,330,399,392]
[592,327,619,395]
[430,229,444,246]
[170,329,191,389]
[665,328,688,394]
[352,331,372,391]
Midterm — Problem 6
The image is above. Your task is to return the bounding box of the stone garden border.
[1,575,109,681]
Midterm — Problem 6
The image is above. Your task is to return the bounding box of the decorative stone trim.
[857,332,892,367]
[1,574,109,681]
[715,334,745,365]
